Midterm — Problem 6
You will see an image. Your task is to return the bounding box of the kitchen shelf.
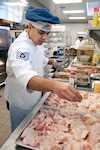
[88,27,100,41]
[44,24,70,77]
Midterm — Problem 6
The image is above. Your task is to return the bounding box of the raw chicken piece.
[63,140,93,150]
[70,119,87,129]
[51,145,61,150]
[20,127,36,139]
[38,135,55,150]
[94,143,100,150]
[72,128,89,140]
[55,133,73,145]
[28,118,39,128]
[78,100,90,108]
[22,128,39,147]
[63,140,81,150]
[20,127,30,139]
[83,114,99,125]
[51,123,69,133]
[76,106,88,113]
[81,92,88,99]
[87,123,100,144]
[88,103,100,114]
[60,111,81,119]
[70,120,89,140]
[80,141,92,150]
[62,112,82,125]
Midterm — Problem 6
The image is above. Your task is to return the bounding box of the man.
[5,6,82,131]
[75,36,86,47]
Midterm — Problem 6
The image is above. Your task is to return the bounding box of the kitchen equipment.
[79,55,91,62]
[56,65,64,71]
[92,53,100,65]
[69,71,76,87]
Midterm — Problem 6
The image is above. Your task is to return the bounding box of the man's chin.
[37,41,44,45]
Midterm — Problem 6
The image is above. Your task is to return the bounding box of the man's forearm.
[27,75,58,92]
[27,75,82,102]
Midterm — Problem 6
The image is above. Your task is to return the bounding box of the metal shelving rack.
[44,25,70,77]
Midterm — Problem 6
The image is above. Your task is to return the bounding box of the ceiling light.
[63,10,84,13]
[3,2,28,7]
[52,0,82,4]
[69,17,86,19]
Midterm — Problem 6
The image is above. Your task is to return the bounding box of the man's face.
[28,23,50,45]
[79,37,83,41]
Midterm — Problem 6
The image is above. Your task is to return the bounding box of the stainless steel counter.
[0,92,51,150]
[0,57,96,150]
[0,86,94,150]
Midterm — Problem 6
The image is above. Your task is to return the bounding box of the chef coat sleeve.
[9,49,38,90]
[43,56,49,67]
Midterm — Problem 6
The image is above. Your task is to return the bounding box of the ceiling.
[0,0,100,29]
[36,0,100,23]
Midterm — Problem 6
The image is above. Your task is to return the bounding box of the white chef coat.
[4,31,49,131]
[75,39,85,47]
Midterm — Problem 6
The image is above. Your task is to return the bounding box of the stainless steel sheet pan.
[15,106,100,150]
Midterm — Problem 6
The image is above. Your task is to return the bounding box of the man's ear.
[28,23,32,29]
[27,23,32,29]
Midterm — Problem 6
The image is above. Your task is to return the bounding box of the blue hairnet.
[25,6,60,24]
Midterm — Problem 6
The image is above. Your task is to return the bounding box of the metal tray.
[51,72,69,82]
[51,72,90,86]
[76,74,90,86]
[15,106,100,150]
[90,73,100,80]
[79,55,91,62]
[15,92,51,150]
[16,138,39,150]
[72,62,94,68]
[57,69,89,75]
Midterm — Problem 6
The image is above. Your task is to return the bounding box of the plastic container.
[92,7,99,27]
[69,71,76,87]
[92,53,100,65]
[94,81,100,93]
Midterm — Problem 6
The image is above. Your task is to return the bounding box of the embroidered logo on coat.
[16,51,29,61]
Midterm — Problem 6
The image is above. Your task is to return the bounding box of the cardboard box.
[77,46,94,60]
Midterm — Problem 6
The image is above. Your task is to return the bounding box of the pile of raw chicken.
[20,109,100,150]
[44,91,100,114]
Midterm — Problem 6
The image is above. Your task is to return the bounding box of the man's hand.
[53,81,82,102]
[48,58,58,68]
[52,59,58,68]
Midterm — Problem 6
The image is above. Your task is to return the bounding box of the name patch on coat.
[16,51,29,61]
